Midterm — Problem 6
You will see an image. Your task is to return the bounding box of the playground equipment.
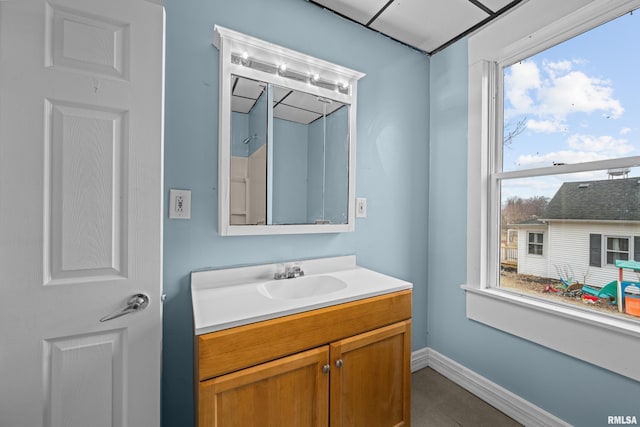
[582,259,640,314]
[581,280,617,301]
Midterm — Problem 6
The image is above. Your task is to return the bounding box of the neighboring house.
[512,177,640,287]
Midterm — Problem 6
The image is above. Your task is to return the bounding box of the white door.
[0,0,164,426]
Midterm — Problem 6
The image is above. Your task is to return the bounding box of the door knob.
[100,293,149,322]
[322,364,330,374]
[335,359,344,368]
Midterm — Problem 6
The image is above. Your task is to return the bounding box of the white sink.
[258,275,348,300]
[191,255,413,334]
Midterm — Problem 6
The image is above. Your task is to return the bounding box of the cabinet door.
[199,346,329,427]
[330,320,411,427]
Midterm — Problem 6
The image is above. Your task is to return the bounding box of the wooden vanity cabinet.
[330,321,411,427]
[196,290,412,427]
[199,347,330,427]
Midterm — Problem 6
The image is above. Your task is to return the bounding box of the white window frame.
[465,0,640,382]
[605,236,631,265]
[527,232,544,256]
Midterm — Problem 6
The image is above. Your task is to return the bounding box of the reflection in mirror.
[214,26,364,235]
[230,76,267,225]
[230,75,349,226]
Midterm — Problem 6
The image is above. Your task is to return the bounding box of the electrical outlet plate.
[169,189,191,219]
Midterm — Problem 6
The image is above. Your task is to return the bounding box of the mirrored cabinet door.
[230,75,349,227]
[215,25,364,235]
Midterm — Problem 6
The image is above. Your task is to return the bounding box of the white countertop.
[191,256,412,335]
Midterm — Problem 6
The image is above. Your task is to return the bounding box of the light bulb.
[240,52,250,66]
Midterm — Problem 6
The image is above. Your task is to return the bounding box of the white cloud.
[620,127,632,135]
[527,119,566,133]
[514,133,633,168]
[516,150,609,168]
[538,71,624,119]
[567,134,632,155]
[542,59,573,79]
[504,60,540,113]
[504,59,624,122]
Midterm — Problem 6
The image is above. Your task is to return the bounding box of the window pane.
[499,172,640,317]
[607,237,629,252]
[502,13,640,173]
[528,243,543,255]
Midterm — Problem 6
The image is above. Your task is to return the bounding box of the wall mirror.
[214,26,364,236]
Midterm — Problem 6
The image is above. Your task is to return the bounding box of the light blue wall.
[323,106,350,224]
[231,112,248,157]
[307,115,324,221]
[163,0,429,425]
[248,90,267,156]
[307,106,349,224]
[428,38,640,427]
[272,118,308,223]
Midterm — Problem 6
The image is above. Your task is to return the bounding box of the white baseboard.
[411,347,571,427]
[410,347,429,372]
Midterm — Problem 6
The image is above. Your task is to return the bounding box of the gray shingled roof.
[543,178,640,221]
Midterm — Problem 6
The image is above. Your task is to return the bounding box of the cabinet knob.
[322,364,330,374]
[335,359,344,368]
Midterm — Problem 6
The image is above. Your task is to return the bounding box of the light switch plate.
[356,197,367,218]
[169,189,191,219]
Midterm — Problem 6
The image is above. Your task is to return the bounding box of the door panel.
[45,330,125,427]
[330,321,412,427]
[46,100,129,283]
[0,0,164,426]
[199,346,330,427]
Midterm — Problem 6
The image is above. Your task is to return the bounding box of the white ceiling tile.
[274,104,322,125]
[370,0,489,52]
[477,0,513,13]
[282,90,325,114]
[324,101,346,116]
[233,76,265,99]
[272,85,292,103]
[312,0,390,25]
[231,96,255,114]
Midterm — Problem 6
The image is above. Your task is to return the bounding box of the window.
[527,232,543,255]
[495,11,640,321]
[466,0,640,382]
[606,237,630,264]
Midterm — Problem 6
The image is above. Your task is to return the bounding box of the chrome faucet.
[274,264,305,280]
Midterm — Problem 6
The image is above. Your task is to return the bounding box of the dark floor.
[411,368,523,427]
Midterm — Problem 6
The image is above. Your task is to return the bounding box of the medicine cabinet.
[213,26,364,236]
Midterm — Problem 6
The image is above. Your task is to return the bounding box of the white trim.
[410,347,429,372]
[213,26,364,236]
[413,347,571,427]
[466,0,640,382]
[464,287,640,381]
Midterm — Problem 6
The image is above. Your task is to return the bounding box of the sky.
[501,10,639,200]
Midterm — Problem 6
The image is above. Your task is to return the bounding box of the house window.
[606,237,630,264]
[527,232,543,255]
[466,0,640,382]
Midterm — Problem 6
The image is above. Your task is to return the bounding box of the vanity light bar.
[232,53,350,94]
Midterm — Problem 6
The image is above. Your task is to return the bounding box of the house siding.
[516,228,548,278]
[519,221,640,287]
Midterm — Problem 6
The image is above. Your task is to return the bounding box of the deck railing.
[501,243,518,268]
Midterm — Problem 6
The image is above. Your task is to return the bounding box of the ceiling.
[232,75,345,125]
[307,0,524,54]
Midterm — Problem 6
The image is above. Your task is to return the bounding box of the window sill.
[463,285,640,381]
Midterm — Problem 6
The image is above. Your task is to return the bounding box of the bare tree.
[501,195,549,227]
[504,117,527,147]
